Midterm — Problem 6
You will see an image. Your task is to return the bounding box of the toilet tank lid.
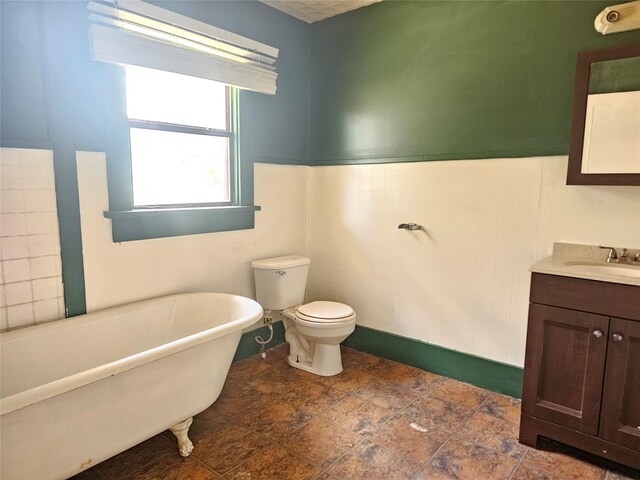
[251,255,310,270]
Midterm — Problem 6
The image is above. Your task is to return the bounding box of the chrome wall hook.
[398,223,423,231]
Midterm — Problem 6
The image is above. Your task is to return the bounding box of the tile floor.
[74,345,639,480]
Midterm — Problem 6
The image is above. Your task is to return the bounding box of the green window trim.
[104,205,261,242]
[102,65,260,243]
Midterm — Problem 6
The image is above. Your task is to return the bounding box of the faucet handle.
[598,245,619,263]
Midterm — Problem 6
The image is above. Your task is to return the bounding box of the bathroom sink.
[562,261,640,279]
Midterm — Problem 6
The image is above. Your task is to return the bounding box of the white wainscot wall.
[76,152,308,332]
[306,156,640,367]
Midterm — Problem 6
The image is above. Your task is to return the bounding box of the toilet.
[252,255,356,376]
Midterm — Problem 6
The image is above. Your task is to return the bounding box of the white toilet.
[252,255,356,376]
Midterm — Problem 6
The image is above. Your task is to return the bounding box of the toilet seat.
[295,301,355,324]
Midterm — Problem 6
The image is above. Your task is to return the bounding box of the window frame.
[102,65,259,242]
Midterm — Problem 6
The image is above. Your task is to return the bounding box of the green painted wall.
[0,3,52,149]
[308,1,640,165]
[0,1,310,316]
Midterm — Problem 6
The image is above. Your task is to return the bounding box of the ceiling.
[260,0,381,23]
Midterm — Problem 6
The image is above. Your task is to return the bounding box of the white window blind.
[87,0,279,95]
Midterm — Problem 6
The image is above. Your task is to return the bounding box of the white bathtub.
[0,292,263,480]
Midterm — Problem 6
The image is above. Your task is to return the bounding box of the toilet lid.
[297,301,354,321]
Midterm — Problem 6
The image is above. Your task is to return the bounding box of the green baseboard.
[343,325,523,398]
[233,320,286,362]
[233,322,523,398]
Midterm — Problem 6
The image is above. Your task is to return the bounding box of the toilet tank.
[251,255,310,311]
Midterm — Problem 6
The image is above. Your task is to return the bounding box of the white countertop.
[530,243,640,287]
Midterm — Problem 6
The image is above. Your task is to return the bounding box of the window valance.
[87,0,279,95]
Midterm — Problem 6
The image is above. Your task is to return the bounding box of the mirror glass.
[581,56,640,174]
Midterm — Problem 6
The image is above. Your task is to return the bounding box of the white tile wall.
[0,148,65,330]
[306,156,640,367]
[5,281,33,305]
[10,147,639,368]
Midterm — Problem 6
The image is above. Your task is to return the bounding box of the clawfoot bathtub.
[1,293,263,480]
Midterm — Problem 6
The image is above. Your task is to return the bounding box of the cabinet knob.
[612,333,623,342]
[592,330,603,338]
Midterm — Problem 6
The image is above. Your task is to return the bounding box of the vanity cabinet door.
[522,304,609,436]
[599,318,640,451]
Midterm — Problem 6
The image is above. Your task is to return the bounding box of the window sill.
[103,205,261,242]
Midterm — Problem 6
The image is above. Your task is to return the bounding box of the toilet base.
[287,343,343,376]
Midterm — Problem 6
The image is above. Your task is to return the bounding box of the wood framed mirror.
[567,43,640,185]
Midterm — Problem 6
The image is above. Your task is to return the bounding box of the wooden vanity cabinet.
[520,273,640,470]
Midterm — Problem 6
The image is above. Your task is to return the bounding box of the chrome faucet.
[598,245,619,263]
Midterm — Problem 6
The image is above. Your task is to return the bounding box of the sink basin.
[562,261,640,279]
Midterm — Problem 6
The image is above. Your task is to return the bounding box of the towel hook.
[398,223,423,231]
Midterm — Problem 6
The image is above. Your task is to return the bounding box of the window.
[102,65,260,242]
[88,0,279,241]
[124,66,233,207]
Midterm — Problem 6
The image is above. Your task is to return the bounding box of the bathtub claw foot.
[170,417,194,457]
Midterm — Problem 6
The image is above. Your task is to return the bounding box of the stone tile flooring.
[74,345,639,480]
